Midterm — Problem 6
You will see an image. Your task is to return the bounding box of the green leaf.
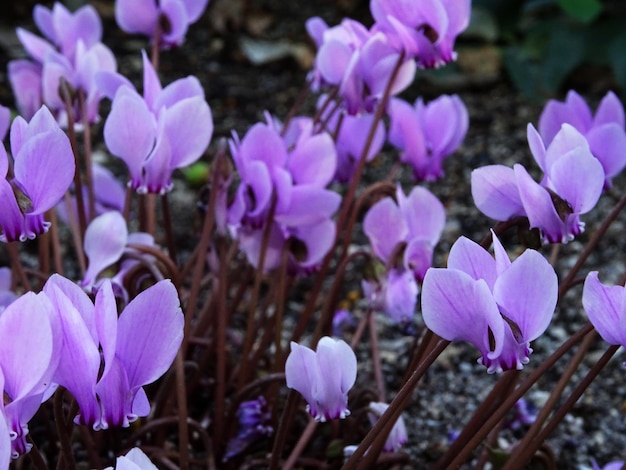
[557,0,603,23]
[608,30,626,94]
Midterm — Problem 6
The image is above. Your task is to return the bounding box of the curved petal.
[363,197,407,262]
[513,164,565,243]
[153,76,203,113]
[547,147,604,215]
[14,128,74,214]
[116,280,183,388]
[493,249,557,342]
[0,292,53,401]
[104,87,156,183]
[422,268,504,362]
[471,165,524,221]
[527,124,547,172]
[94,280,119,382]
[400,186,445,243]
[586,123,626,180]
[82,211,128,289]
[383,268,418,322]
[288,133,336,187]
[115,0,158,35]
[594,91,625,128]
[289,219,336,268]
[447,236,497,289]
[285,341,319,414]
[314,337,356,420]
[275,186,340,227]
[163,96,213,169]
[582,272,626,346]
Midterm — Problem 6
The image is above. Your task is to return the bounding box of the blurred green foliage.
[474,0,626,100]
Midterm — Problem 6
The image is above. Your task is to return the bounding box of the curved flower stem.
[126,244,180,288]
[48,209,64,275]
[63,192,87,277]
[237,193,277,389]
[342,338,450,468]
[558,192,626,299]
[502,330,597,467]
[442,323,594,469]
[183,143,225,353]
[26,437,48,470]
[283,418,318,470]
[350,307,373,349]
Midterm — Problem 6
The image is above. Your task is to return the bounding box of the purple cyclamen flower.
[80,210,159,302]
[224,396,273,460]
[286,337,357,422]
[472,123,605,244]
[306,17,416,114]
[582,272,626,347]
[105,447,158,470]
[228,119,340,273]
[0,291,59,459]
[116,0,209,48]
[370,0,472,68]
[367,402,408,452]
[388,94,468,181]
[422,233,558,373]
[43,275,183,430]
[102,51,213,194]
[362,186,445,322]
[0,106,74,242]
[539,90,626,187]
[310,98,386,183]
[10,3,116,124]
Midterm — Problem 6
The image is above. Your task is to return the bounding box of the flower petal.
[582,272,625,346]
[82,211,128,289]
[471,165,524,221]
[422,268,504,361]
[115,280,183,388]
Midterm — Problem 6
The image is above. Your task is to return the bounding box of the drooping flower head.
[0,105,74,242]
[101,50,213,194]
[472,123,605,244]
[362,185,445,322]
[116,0,209,49]
[422,233,558,373]
[227,117,340,274]
[0,291,59,459]
[370,0,472,68]
[44,275,183,430]
[306,17,416,114]
[285,337,357,422]
[9,2,116,124]
[539,90,626,187]
[388,94,468,181]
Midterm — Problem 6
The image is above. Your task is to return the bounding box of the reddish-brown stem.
[508,344,620,467]
[7,242,30,291]
[161,193,178,264]
[283,418,318,470]
[442,323,594,469]
[237,193,278,389]
[342,338,450,468]
[174,352,189,470]
[368,311,386,400]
